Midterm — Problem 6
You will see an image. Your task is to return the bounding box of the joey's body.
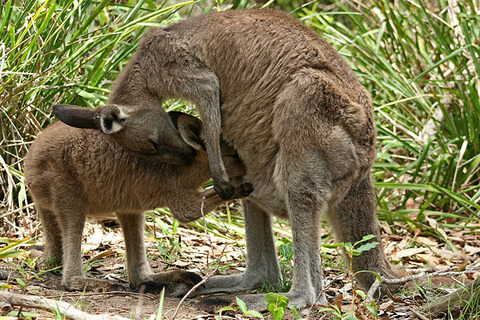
[24,115,246,295]
[54,9,401,309]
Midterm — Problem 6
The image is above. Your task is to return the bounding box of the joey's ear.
[53,104,97,129]
[94,105,128,134]
[167,111,185,130]
[175,113,205,151]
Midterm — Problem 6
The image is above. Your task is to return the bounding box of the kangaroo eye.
[148,139,159,153]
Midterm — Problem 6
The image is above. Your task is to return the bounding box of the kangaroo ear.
[95,105,128,134]
[167,111,184,130]
[175,113,205,151]
[53,104,97,129]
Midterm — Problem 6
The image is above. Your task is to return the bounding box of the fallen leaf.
[392,247,428,260]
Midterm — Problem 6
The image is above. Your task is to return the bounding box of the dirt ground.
[1,214,480,319]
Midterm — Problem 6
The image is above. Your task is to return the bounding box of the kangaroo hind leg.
[37,205,63,267]
[194,199,281,296]
[327,175,402,296]
[116,212,202,297]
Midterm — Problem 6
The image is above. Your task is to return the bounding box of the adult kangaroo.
[55,9,400,309]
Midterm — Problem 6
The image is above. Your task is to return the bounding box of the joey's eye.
[148,139,159,153]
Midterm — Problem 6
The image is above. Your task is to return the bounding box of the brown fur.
[53,9,401,309]
[24,111,247,296]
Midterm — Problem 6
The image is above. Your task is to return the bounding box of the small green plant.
[217,297,264,319]
[10,254,43,293]
[319,304,356,320]
[264,292,302,320]
[155,288,165,320]
[265,292,289,320]
[321,235,380,319]
[277,238,294,292]
[319,290,378,320]
[324,235,380,282]
[259,238,294,294]
[210,260,233,273]
[146,210,185,263]
[83,258,104,276]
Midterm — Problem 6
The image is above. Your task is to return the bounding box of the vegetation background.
[0,0,479,318]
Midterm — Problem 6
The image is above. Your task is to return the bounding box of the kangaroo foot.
[63,277,126,292]
[137,270,203,297]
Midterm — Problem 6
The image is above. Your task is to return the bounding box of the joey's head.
[53,104,204,165]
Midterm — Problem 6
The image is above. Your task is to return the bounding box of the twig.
[0,291,129,320]
[170,262,222,320]
[367,269,475,300]
[409,307,429,320]
[1,298,12,314]
[304,274,345,318]
[170,196,228,320]
[44,290,156,300]
[424,277,480,317]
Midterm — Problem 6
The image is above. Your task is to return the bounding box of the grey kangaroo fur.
[24,109,249,296]
[53,9,402,309]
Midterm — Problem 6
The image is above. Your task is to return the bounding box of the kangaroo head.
[53,104,203,165]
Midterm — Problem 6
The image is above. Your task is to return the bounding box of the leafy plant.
[265,292,289,320]
[259,238,295,293]
[319,304,357,320]
[264,292,302,320]
[322,235,380,319]
[324,235,379,281]
[146,210,185,263]
[10,253,45,293]
[217,297,264,319]
[277,238,294,292]
[0,237,28,260]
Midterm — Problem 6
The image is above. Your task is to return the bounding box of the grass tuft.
[300,0,480,236]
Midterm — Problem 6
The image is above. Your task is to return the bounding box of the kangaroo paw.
[150,269,202,286]
[239,182,254,197]
[214,179,236,200]
[137,270,203,296]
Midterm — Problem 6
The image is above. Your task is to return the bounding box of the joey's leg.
[57,205,89,290]
[116,212,201,297]
[116,212,151,285]
[194,199,281,295]
[58,204,123,292]
[327,175,401,296]
[37,206,63,266]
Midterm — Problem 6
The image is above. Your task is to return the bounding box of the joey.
[24,108,249,295]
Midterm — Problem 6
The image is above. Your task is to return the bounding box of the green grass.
[300,0,480,236]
